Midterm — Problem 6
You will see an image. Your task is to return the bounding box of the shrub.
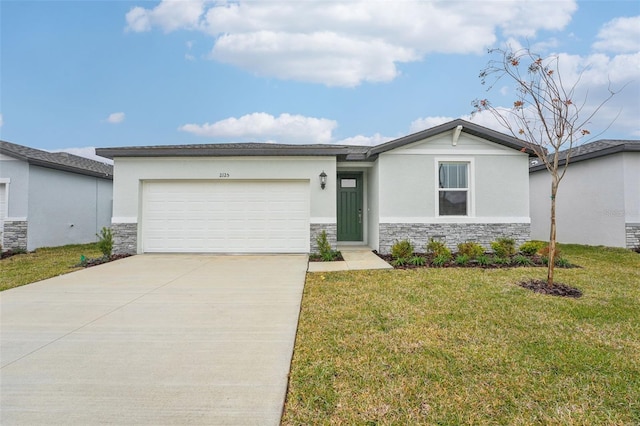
[539,245,562,259]
[426,239,451,258]
[513,254,533,266]
[97,227,113,258]
[491,237,516,258]
[316,231,340,261]
[457,242,485,259]
[391,239,414,260]
[455,254,470,266]
[408,256,426,266]
[431,253,451,267]
[476,254,491,266]
[493,256,511,265]
[519,241,546,256]
[392,257,408,267]
[556,257,572,268]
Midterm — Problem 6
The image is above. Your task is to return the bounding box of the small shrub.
[408,256,426,266]
[491,237,516,258]
[431,253,451,267]
[457,242,485,259]
[426,239,451,258]
[455,254,470,266]
[519,240,546,256]
[316,231,341,261]
[392,257,408,267]
[493,256,511,265]
[513,254,533,266]
[97,227,113,258]
[539,245,562,259]
[556,257,572,268]
[391,239,414,260]
[476,254,491,266]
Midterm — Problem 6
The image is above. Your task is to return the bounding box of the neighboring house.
[530,139,640,249]
[0,141,113,251]
[96,119,534,255]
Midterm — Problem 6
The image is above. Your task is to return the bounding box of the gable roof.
[95,119,533,161]
[529,139,640,172]
[1,140,113,179]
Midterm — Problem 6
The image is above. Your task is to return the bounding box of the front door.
[337,173,363,241]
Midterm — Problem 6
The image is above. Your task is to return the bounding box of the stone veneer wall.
[112,223,138,255]
[378,222,530,254]
[2,220,28,251]
[626,223,640,249]
[310,223,337,254]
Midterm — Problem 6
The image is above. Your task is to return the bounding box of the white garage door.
[142,180,310,253]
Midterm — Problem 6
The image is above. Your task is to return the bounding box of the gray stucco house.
[96,119,535,255]
[0,141,113,251]
[530,139,640,249]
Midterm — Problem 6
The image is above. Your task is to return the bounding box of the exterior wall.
[376,131,531,252]
[379,222,529,254]
[27,165,113,251]
[112,222,138,255]
[111,156,337,254]
[530,154,628,247]
[1,157,29,250]
[367,162,380,251]
[623,152,640,248]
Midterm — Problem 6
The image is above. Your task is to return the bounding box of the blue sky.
[1,0,638,162]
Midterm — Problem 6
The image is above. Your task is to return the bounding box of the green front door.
[337,173,363,241]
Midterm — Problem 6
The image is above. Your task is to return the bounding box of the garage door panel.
[142,180,309,253]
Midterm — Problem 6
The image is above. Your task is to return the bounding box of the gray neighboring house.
[0,140,113,251]
[96,119,535,255]
[529,139,640,249]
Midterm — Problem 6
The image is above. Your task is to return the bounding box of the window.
[438,162,468,216]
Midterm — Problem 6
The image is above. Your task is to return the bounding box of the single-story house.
[0,140,113,251]
[96,119,535,255]
[530,139,640,249]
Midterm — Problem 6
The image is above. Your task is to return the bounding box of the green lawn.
[283,245,640,425]
[0,243,102,291]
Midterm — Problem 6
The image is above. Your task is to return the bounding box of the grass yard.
[0,243,102,291]
[283,245,640,425]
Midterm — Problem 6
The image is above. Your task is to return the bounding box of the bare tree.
[473,47,618,287]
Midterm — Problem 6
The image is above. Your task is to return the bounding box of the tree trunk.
[547,178,558,287]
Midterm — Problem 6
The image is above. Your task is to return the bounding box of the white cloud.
[179,112,338,144]
[106,112,125,124]
[125,0,578,86]
[53,148,114,165]
[593,16,640,54]
[409,116,456,133]
[336,133,392,146]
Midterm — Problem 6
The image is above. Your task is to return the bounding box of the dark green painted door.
[337,173,363,241]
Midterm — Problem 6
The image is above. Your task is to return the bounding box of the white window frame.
[434,158,475,217]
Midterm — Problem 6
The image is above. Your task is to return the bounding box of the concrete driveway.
[0,254,308,425]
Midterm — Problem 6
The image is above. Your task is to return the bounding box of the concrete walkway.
[0,254,307,425]
[307,246,393,272]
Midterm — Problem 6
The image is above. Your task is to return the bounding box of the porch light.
[319,171,327,190]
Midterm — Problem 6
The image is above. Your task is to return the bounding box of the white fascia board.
[385,149,523,156]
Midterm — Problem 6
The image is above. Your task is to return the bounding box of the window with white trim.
[438,162,468,216]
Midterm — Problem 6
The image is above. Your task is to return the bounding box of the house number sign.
[219,172,230,178]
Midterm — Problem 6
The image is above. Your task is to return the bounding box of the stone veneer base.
[626,223,640,249]
[2,220,28,251]
[379,222,530,254]
[310,223,337,254]
[112,223,138,255]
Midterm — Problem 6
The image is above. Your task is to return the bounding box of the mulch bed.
[79,254,132,268]
[309,252,345,262]
[518,279,583,298]
[1,249,28,260]
[374,252,576,270]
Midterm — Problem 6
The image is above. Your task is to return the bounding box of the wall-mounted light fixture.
[319,171,327,190]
